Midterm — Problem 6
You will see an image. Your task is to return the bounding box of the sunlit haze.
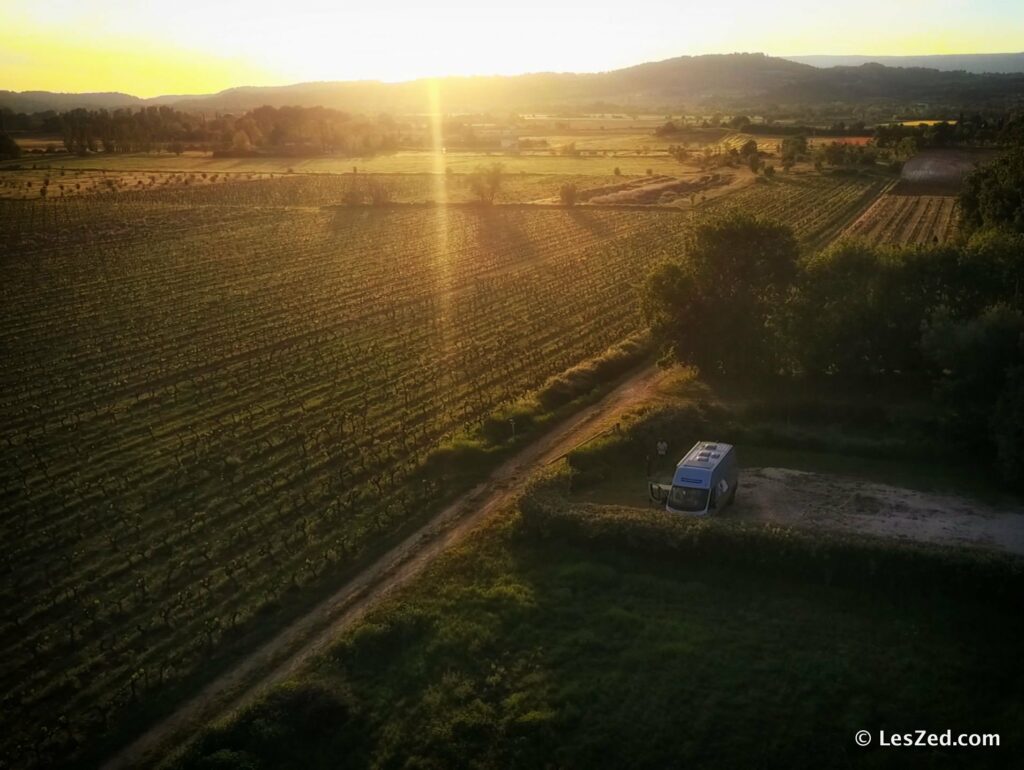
[2,0,1022,96]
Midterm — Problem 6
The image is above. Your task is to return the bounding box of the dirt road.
[102,365,666,770]
[735,467,1024,555]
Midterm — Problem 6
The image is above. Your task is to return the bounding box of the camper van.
[649,441,738,515]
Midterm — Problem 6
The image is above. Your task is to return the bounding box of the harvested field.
[897,148,998,193]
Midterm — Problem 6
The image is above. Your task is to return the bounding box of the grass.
[174,500,1024,770]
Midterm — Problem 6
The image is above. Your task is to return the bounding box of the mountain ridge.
[3,52,1023,114]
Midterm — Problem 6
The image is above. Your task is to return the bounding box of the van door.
[649,482,671,505]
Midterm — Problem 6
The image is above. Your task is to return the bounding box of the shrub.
[535,334,649,410]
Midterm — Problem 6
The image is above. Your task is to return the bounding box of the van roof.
[678,441,733,471]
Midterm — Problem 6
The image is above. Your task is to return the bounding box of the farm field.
[897,148,999,192]
[0,196,687,767]
[0,167,276,200]
[0,167,624,204]
[704,171,889,250]
[0,167,891,766]
[2,149,692,176]
[841,192,960,246]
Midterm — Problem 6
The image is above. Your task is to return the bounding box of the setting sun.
[3,0,1022,94]
[2,3,1024,769]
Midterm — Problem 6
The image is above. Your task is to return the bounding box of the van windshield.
[667,485,709,512]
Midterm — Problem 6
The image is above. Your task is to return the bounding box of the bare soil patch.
[733,467,1024,555]
[896,148,998,194]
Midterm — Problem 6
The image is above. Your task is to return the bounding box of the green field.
[0,194,688,765]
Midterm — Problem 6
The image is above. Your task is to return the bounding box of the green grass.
[175,507,1024,770]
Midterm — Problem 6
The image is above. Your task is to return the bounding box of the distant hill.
[3,52,1024,115]
[0,90,145,114]
[786,53,1024,74]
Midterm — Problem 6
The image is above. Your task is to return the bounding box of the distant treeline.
[655,111,1024,149]
[874,112,1024,148]
[10,105,404,156]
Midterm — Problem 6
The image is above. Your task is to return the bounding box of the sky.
[2,0,1022,96]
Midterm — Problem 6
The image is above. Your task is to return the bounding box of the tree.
[992,367,1024,484]
[959,147,1024,235]
[231,130,252,152]
[468,162,503,204]
[780,135,808,166]
[922,305,1024,482]
[896,136,919,161]
[168,141,185,156]
[559,182,578,206]
[822,141,848,167]
[642,214,799,375]
[668,144,689,163]
[0,131,21,158]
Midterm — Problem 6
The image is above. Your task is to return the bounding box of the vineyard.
[702,172,888,250]
[0,168,274,200]
[0,168,621,204]
[0,194,693,766]
[0,167,884,766]
[841,193,960,246]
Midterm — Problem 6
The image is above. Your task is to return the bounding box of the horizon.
[6,50,1024,101]
[3,0,1023,97]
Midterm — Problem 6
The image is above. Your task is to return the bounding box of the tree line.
[48,105,403,156]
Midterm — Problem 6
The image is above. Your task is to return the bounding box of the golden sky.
[2,0,1022,96]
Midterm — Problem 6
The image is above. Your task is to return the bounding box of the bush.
[535,334,650,410]
[176,682,368,769]
[0,132,22,159]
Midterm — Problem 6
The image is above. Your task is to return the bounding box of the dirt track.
[102,365,666,770]
[735,467,1024,555]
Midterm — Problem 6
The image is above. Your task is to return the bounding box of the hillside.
[4,52,1024,115]
[787,52,1024,73]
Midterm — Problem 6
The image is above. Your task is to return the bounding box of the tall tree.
[642,213,799,376]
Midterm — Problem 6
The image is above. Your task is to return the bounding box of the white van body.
[664,441,738,515]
